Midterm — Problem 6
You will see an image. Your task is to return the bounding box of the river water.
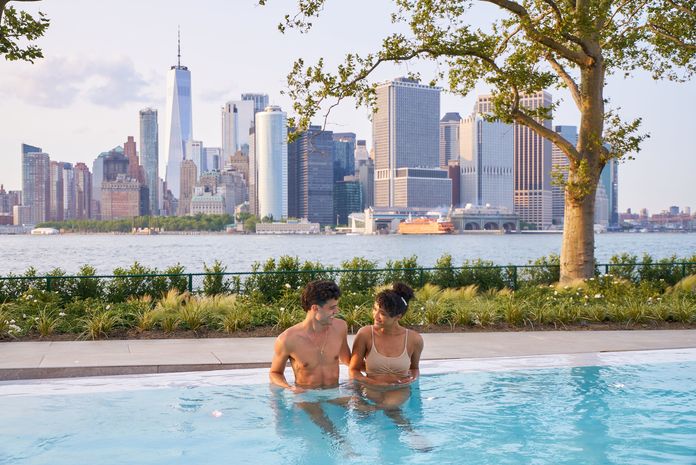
[0,232,694,275]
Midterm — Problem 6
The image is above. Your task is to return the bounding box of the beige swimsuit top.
[365,326,411,376]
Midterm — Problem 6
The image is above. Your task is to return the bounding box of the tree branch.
[648,23,696,51]
[545,52,582,108]
[512,106,580,161]
[481,0,592,65]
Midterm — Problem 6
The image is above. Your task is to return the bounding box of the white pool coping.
[2,347,695,397]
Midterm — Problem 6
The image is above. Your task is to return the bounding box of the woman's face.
[372,303,400,328]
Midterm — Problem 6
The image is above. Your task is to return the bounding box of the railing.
[1,261,695,303]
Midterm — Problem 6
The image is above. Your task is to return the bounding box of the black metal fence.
[1,261,695,304]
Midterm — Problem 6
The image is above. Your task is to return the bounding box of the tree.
[265,0,696,282]
[0,0,49,62]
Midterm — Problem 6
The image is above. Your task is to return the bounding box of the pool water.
[1,353,695,465]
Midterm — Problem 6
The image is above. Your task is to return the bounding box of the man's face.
[313,298,339,325]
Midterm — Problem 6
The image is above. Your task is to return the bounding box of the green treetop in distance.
[261,0,696,283]
[0,0,49,62]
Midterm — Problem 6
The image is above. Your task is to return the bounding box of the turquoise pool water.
[1,353,695,465]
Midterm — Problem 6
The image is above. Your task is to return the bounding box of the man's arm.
[269,333,301,391]
[338,320,351,366]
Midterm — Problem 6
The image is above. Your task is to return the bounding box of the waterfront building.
[226,150,249,183]
[600,158,619,227]
[62,163,76,220]
[512,92,553,229]
[459,110,514,210]
[334,177,362,225]
[186,140,205,174]
[551,125,577,225]
[198,170,220,193]
[164,32,193,199]
[392,167,452,208]
[255,105,287,220]
[49,161,64,222]
[178,160,197,216]
[190,190,225,215]
[0,185,9,214]
[248,126,257,216]
[594,182,609,227]
[332,132,356,182]
[355,141,374,209]
[241,93,270,115]
[21,144,50,224]
[124,136,140,182]
[295,126,334,225]
[74,162,92,219]
[439,112,462,167]
[139,108,159,215]
[255,219,320,234]
[373,77,444,208]
[219,170,247,215]
[103,148,129,183]
[222,100,254,158]
[447,160,461,208]
[101,174,149,220]
[13,205,32,226]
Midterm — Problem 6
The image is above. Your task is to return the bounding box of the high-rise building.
[356,156,374,209]
[103,148,129,183]
[255,105,287,220]
[221,100,254,158]
[219,170,247,215]
[226,150,249,184]
[164,32,193,199]
[334,177,362,225]
[101,174,149,220]
[21,144,50,224]
[287,130,300,219]
[139,108,159,215]
[74,162,92,219]
[62,163,76,220]
[248,126,257,216]
[295,126,335,224]
[459,110,514,210]
[354,139,369,164]
[0,185,9,215]
[124,136,140,181]
[600,158,619,227]
[513,91,553,229]
[332,132,356,182]
[551,125,577,225]
[241,93,270,115]
[178,160,198,216]
[49,161,64,222]
[186,140,205,175]
[373,77,447,208]
[440,112,462,167]
[205,147,221,172]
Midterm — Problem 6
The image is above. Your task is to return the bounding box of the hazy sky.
[1,0,694,213]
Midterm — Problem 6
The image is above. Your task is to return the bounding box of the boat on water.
[30,227,60,235]
[398,217,454,235]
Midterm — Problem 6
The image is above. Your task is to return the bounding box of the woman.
[349,282,424,409]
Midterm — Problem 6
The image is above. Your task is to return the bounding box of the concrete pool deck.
[1,329,696,380]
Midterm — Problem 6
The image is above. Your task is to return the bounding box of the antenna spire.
[177,26,181,67]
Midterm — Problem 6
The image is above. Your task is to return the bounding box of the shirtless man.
[269,280,351,444]
[269,279,350,390]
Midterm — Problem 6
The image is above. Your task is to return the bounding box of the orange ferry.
[398,217,455,235]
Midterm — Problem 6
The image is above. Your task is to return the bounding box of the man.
[269,279,350,391]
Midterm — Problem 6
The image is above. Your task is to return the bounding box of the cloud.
[198,87,238,103]
[0,55,156,108]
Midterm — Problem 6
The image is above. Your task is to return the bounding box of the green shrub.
[339,257,381,293]
[383,256,424,288]
[431,254,458,289]
[202,260,231,296]
[521,254,560,287]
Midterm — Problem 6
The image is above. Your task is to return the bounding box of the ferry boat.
[398,217,454,235]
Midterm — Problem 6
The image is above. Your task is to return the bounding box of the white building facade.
[163,53,193,199]
[255,106,288,220]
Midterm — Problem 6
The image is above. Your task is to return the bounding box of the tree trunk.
[560,182,596,282]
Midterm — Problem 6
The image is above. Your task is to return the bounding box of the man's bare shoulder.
[331,318,348,332]
[276,322,307,347]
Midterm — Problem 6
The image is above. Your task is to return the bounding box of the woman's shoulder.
[354,325,373,338]
[407,329,424,346]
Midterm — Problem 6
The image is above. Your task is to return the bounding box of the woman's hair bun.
[392,282,414,303]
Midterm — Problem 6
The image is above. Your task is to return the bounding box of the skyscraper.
[601,159,619,227]
[551,125,578,225]
[62,163,76,220]
[186,140,205,175]
[334,177,362,225]
[255,105,287,220]
[21,144,50,224]
[513,91,553,229]
[373,77,448,208]
[295,126,335,225]
[440,112,462,167]
[178,160,198,216]
[139,108,159,215]
[459,108,514,210]
[332,132,356,182]
[164,31,193,199]
[241,93,270,115]
[221,100,254,158]
[74,162,92,219]
[204,147,221,172]
[49,161,64,222]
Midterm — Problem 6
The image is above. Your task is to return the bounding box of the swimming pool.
[1,349,695,465]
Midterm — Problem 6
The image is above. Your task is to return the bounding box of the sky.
[0,0,694,214]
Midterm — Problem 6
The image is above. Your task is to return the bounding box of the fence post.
[188,274,193,293]
[46,277,52,292]
[512,266,518,291]
[682,263,686,278]
[605,264,609,275]
[419,268,425,287]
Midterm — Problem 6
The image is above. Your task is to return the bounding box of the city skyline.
[0,1,694,213]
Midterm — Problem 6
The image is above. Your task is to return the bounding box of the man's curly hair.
[301,280,341,311]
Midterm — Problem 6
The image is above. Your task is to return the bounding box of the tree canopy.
[0,0,49,62]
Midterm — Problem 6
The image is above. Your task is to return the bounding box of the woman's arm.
[407,331,424,381]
